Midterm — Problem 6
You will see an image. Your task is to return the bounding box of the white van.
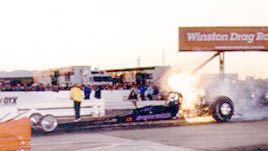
[0,91,105,132]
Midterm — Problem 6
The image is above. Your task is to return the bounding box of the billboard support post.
[219,51,225,81]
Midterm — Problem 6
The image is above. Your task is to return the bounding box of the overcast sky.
[0,0,268,79]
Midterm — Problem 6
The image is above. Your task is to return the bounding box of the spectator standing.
[139,85,147,100]
[146,85,154,100]
[128,86,139,107]
[94,85,102,99]
[84,85,91,100]
[153,85,159,99]
[70,85,83,122]
[153,85,159,95]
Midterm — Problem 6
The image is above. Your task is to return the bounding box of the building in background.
[33,66,112,87]
[0,70,33,90]
[34,66,90,87]
[105,66,170,86]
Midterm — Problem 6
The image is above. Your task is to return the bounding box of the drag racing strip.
[31,133,200,151]
[32,114,268,135]
[32,118,188,135]
[32,119,268,151]
[100,119,268,151]
[33,115,261,135]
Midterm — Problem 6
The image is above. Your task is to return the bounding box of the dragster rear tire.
[210,96,234,122]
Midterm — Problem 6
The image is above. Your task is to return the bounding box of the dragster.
[116,92,234,123]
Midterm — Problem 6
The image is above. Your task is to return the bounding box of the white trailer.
[0,91,105,132]
[34,66,112,86]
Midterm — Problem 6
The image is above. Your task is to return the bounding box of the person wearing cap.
[128,85,139,108]
[70,84,83,122]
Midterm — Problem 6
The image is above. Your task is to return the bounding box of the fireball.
[167,71,204,111]
[166,71,217,123]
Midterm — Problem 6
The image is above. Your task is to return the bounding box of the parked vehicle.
[0,118,31,151]
[0,91,105,133]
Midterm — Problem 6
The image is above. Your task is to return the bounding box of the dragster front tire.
[210,96,234,122]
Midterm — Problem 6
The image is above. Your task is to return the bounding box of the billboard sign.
[179,27,268,51]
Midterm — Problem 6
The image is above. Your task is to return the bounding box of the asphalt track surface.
[31,118,268,151]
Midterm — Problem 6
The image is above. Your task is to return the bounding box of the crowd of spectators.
[0,84,66,92]
[0,81,166,100]
[0,84,127,92]
[0,82,157,91]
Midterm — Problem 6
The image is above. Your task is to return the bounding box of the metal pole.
[219,51,225,81]
[162,48,165,66]
[137,57,141,67]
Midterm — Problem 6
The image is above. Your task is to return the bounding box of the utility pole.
[162,48,165,66]
[137,57,141,67]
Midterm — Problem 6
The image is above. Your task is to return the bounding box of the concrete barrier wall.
[0,90,166,122]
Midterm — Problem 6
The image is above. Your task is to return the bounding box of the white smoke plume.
[198,76,268,121]
[160,66,268,121]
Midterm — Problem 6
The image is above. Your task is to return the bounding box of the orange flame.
[184,116,215,123]
[167,71,204,111]
[166,71,216,123]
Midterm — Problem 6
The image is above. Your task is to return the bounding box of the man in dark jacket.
[139,85,147,100]
[84,85,91,100]
[94,85,102,99]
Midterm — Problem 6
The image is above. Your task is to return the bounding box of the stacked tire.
[29,113,58,133]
